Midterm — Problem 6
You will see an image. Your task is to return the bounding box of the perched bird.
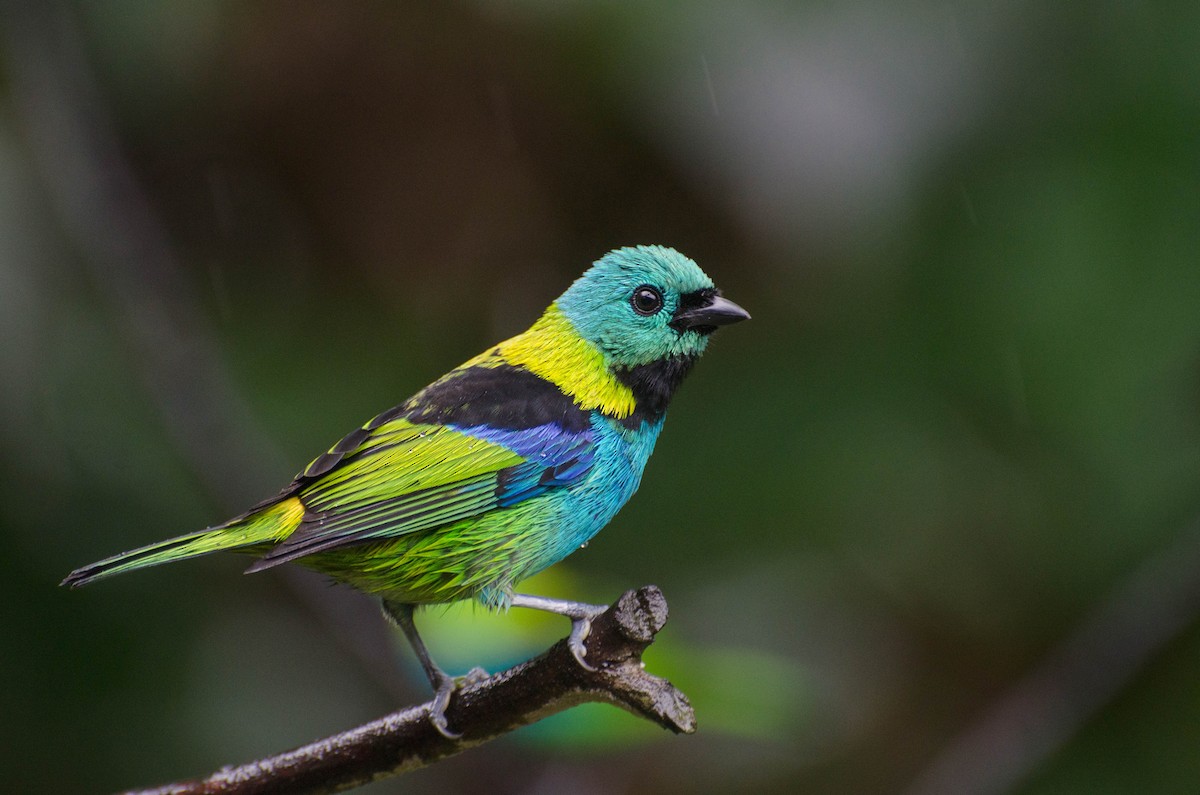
[63,245,749,736]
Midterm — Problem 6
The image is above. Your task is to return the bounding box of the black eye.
[631,285,664,316]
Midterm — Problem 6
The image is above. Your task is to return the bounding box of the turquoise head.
[556,245,749,369]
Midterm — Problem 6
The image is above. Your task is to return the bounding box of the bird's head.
[556,245,750,369]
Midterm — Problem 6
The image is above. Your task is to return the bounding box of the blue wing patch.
[454,422,595,509]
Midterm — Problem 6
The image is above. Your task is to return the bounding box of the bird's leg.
[509,593,608,671]
[381,600,461,739]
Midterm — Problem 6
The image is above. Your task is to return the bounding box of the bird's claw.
[428,671,461,739]
[567,606,608,672]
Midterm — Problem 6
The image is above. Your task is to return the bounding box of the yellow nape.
[496,305,636,418]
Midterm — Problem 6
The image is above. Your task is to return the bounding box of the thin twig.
[128,586,695,795]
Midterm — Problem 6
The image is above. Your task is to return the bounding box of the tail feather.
[61,497,305,588]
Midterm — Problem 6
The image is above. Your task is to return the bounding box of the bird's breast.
[556,414,664,544]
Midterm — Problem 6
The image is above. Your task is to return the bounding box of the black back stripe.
[405,364,592,433]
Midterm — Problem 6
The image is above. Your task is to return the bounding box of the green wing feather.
[301,419,520,509]
[246,416,526,570]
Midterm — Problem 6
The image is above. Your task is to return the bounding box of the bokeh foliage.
[3,2,1199,793]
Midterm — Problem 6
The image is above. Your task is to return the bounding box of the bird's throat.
[611,355,699,428]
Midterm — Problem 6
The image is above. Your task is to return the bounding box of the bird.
[62,245,749,737]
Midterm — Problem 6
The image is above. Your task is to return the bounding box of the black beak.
[670,294,751,333]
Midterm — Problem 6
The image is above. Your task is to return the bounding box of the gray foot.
[428,669,461,739]
[509,593,608,671]
[565,605,609,671]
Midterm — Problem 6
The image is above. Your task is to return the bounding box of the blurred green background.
[3,2,1200,793]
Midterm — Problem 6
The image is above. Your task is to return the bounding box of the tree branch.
[129,586,695,795]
